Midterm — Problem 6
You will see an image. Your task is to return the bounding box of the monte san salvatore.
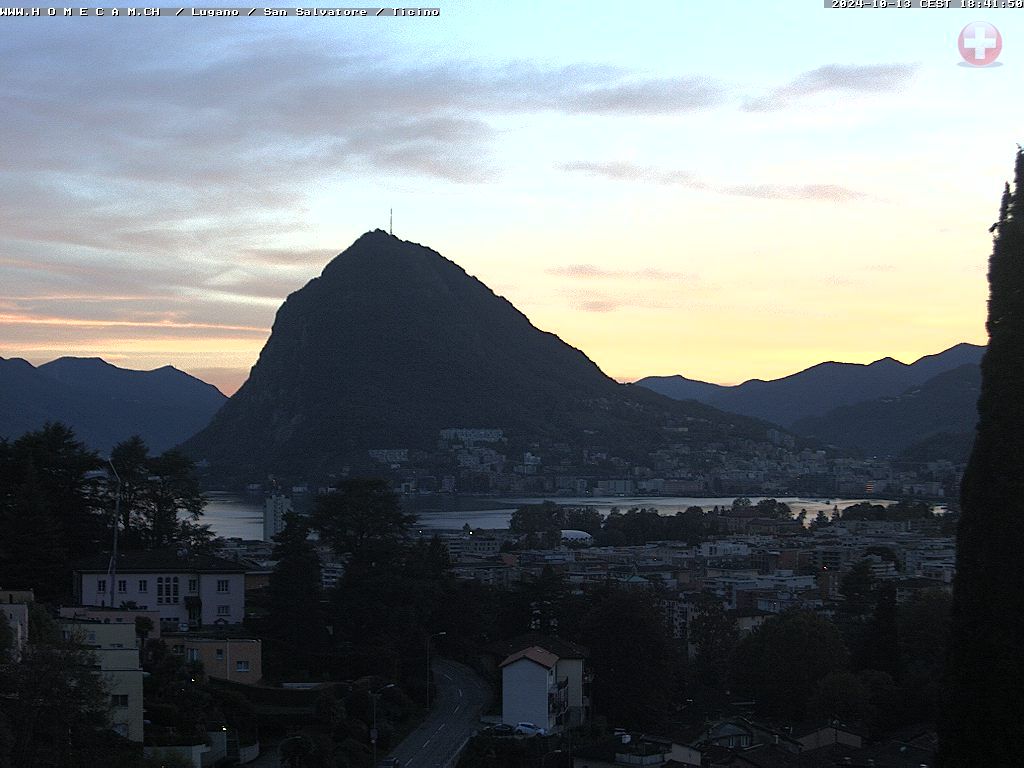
[182,230,772,483]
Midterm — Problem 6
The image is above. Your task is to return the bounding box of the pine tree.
[939,149,1024,766]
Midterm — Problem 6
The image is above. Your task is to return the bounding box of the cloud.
[722,183,867,202]
[559,161,702,186]
[547,263,694,280]
[570,77,727,115]
[743,63,918,112]
[560,161,865,202]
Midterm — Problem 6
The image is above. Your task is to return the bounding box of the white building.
[263,493,294,541]
[500,644,587,732]
[73,549,248,632]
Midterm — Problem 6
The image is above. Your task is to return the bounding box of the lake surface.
[201,493,890,540]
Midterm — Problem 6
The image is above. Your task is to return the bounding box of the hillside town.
[241,425,964,502]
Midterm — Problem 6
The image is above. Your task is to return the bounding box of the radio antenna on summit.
[389,208,393,235]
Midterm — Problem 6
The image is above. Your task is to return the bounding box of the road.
[384,658,491,768]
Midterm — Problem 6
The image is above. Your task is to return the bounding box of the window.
[118,579,127,593]
[111,694,129,707]
[188,579,197,593]
[138,579,148,593]
[97,579,106,593]
[216,605,230,617]
[216,579,230,593]
[215,648,224,660]
[172,644,184,655]
[236,660,250,673]
[157,576,180,604]
[187,648,200,662]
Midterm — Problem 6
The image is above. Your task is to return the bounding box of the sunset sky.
[2,1,1021,395]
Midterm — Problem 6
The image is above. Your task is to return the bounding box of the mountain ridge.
[636,342,984,427]
[0,356,227,453]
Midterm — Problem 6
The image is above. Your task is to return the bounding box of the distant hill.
[790,364,981,457]
[182,230,778,482]
[636,342,984,428]
[0,356,226,453]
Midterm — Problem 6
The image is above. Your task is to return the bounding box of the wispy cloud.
[570,76,727,115]
[547,263,694,280]
[743,63,918,112]
[560,161,866,202]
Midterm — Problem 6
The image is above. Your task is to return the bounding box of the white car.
[514,722,547,736]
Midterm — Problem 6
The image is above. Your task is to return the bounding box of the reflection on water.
[200,492,891,539]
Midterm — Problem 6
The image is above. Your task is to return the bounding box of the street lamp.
[370,683,395,767]
[425,631,447,709]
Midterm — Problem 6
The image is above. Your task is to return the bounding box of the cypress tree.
[939,148,1024,766]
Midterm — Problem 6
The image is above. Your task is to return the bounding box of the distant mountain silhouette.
[791,364,981,457]
[637,343,984,427]
[183,230,776,482]
[0,356,226,453]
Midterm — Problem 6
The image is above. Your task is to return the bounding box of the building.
[500,642,587,732]
[60,618,144,742]
[59,605,161,644]
[73,549,248,631]
[165,631,263,683]
[264,493,293,541]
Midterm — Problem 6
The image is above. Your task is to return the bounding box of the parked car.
[514,722,547,736]
[487,724,515,737]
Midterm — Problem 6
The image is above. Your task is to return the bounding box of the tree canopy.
[941,148,1024,766]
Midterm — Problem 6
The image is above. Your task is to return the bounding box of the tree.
[577,586,678,728]
[108,438,211,551]
[754,499,791,520]
[0,424,106,602]
[0,606,120,768]
[687,594,738,689]
[508,501,563,537]
[312,479,414,562]
[940,149,1024,767]
[266,514,329,671]
[731,609,848,721]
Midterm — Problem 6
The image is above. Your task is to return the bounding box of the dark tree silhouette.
[940,149,1024,766]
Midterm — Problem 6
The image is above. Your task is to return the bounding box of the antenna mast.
[106,459,121,608]
[389,208,393,235]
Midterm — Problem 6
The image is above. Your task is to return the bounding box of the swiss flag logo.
[959,22,1001,67]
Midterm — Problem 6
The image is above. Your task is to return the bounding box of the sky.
[1,1,1021,395]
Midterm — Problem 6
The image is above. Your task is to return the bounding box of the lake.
[201,492,889,540]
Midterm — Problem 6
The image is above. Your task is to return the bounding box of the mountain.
[790,364,981,457]
[183,230,775,482]
[0,356,227,453]
[636,342,984,428]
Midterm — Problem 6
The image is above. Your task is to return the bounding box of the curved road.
[384,658,491,768]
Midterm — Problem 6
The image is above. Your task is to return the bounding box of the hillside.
[790,364,981,457]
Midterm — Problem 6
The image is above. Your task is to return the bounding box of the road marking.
[422,723,446,748]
